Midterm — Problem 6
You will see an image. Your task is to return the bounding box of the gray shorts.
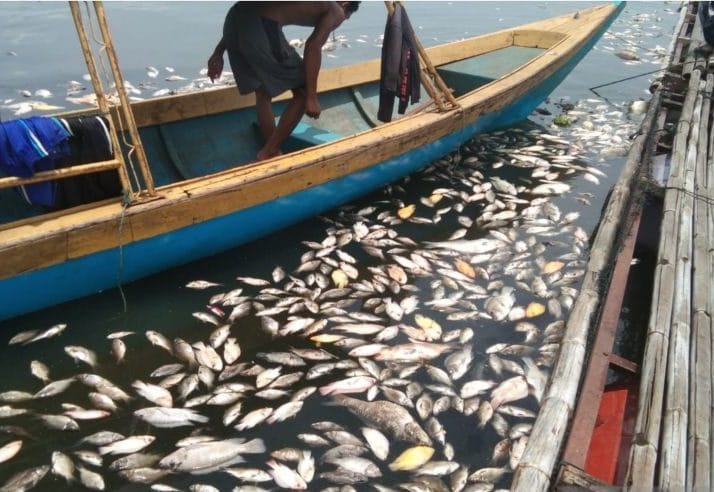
[223,3,305,97]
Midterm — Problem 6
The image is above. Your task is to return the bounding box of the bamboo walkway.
[516,3,714,491]
[623,3,714,491]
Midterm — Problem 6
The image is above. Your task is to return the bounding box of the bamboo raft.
[625,3,714,489]
[515,2,714,490]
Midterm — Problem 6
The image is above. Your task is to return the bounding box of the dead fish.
[30,360,51,383]
[8,329,39,345]
[236,276,271,286]
[51,451,75,482]
[0,439,22,464]
[24,323,68,344]
[146,331,173,354]
[37,414,79,431]
[0,465,49,491]
[99,436,156,456]
[77,465,105,490]
[111,338,126,364]
[490,376,529,409]
[34,377,75,398]
[132,381,173,408]
[160,438,265,474]
[266,460,307,489]
[319,376,377,396]
[330,395,431,445]
[425,238,504,255]
[134,407,209,428]
[235,407,273,431]
[185,280,222,290]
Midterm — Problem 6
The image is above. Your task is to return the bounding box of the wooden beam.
[0,160,121,188]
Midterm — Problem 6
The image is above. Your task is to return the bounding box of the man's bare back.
[258,2,343,28]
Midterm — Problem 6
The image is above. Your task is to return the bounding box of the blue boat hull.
[0,6,622,321]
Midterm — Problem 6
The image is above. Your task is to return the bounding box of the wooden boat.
[0,3,623,321]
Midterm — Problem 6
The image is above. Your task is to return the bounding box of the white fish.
[51,451,75,482]
[132,380,173,407]
[361,427,390,460]
[99,436,155,455]
[23,323,68,344]
[185,280,221,290]
[159,438,265,474]
[134,407,209,428]
[531,182,570,195]
[266,401,303,424]
[266,460,307,489]
[425,238,505,254]
[235,407,273,431]
[319,376,377,395]
[0,440,22,464]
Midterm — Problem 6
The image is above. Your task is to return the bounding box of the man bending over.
[207,2,360,161]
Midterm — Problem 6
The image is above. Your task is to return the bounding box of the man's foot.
[256,148,283,161]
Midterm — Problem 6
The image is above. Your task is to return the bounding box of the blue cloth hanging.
[0,116,71,207]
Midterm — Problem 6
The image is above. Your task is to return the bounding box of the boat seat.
[284,121,343,152]
[436,45,546,96]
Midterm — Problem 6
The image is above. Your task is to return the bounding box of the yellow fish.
[414,314,442,340]
[454,258,476,279]
[542,261,565,274]
[389,445,434,471]
[397,204,416,220]
[310,334,344,344]
[331,269,349,288]
[526,302,546,318]
[429,193,443,205]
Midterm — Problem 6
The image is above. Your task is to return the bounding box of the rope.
[115,190,132,313]
[589,68,667,92]
[82,1,143,193]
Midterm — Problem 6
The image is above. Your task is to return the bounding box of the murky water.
[0,2,680,491]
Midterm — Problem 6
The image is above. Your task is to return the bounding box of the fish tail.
[239,438,266,454]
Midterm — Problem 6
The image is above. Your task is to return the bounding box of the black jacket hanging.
[377,3,421,123]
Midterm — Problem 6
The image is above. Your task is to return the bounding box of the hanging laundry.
[53,115,120,210]
[377,2,421,123]
[0,116,71,207]
[0,115,120,210]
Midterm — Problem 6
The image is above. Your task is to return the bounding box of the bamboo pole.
[511,85,664,492]
[687,72,712,491]
[0,160,122,188]
[682,8,705,79]
[93,2,156,196]
[624,68,702,490]
[68,1,133,199]
[659,78,704,490]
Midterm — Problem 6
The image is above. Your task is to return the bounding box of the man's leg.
[257,88,306,161]
[255,86,276,142]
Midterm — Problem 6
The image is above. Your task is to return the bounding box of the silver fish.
[135,407,209,428]
[159,438,265,474]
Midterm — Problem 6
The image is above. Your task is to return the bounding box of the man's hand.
[305,94,321,119]
[207,52,224,83]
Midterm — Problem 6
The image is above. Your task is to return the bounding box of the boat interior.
[0,28,558,225]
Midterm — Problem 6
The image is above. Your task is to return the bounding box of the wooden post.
[68,1,133,200]
[93,1,156,196]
